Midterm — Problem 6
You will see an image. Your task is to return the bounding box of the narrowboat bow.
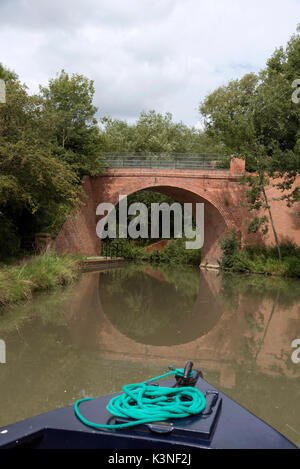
[0,362,297,449]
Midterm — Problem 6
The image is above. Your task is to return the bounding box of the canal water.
[0,263,300,446]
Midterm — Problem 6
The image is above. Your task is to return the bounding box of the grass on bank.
[219,232,300,278]
[0,252,83,308]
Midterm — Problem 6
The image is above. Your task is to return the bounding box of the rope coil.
[74,368,206,430]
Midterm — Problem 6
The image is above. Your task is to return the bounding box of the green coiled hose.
[74,367,206,430]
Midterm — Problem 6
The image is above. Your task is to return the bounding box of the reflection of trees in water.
[218,273,300,374]
[0,312,79,426]
[215,367,300,448]
[123,290,162,338]
[0,285,72,334]
[219,273,300,309]
[0,315,160,428]
[102,263,200,298]
[100,265,224,346]
[157,265,200,298]
[100,266,200,345]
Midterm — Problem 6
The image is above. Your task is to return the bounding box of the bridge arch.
[93,173,234,265]
[53,164,253,265]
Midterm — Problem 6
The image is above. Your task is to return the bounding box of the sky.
[0,0,299,127]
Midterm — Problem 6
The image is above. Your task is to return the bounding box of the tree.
[40,70,104,177]
[133,110,190,154]
[0,67,79,259]
[242,156,282,260]
[200,73,259,159]
[199,27,300,252]
[257,27,300,212]
[100,110,224,156]
[0,63,18,82]
[200,75,283,255]
[100,117,136,153]
[199,27,300,172]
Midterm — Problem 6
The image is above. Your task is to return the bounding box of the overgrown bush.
[219,230,241,269]
[103,237,201,265]
[158,238,201,265]
[102,238,150,261]
[219,232,300,277]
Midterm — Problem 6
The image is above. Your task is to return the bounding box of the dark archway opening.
[99,185,227,266]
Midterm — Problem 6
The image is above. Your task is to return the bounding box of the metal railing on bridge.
[103,153,230,170]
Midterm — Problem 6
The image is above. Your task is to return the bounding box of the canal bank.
[82,256,124,272]
[0,253,82,308]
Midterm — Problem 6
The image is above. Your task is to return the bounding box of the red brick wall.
[145,240,171,252]
[52,177,101,256]
[230,157,246,175]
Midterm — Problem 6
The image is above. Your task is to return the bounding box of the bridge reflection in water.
[67,265,300,390]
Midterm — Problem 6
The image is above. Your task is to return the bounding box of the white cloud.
[0,0,299,125]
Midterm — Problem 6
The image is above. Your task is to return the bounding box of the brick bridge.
[53,157,300,266]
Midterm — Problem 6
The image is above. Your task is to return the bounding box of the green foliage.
[0,252,82,308]
[242,164,281,256]
[200,73,259,156]
[199,28,300,249]
[107,237,201,266]
[0,265,33,306]
[215,154,231,169]
[158,238,201,266]
[219,233,300,277]
[0,75,80,259]
[133,111,191,153]
[101,110,224,155]
[247,216,268,234]
[102,188,201,266]
[101,189,200,265]
[0,66,107,259]
[244,240,300,258]
[0,215,20,259]
[0,63,18,82]
[284,256,300,277]
[106,190,187,247]
[219,230,241,269]
[199,26,300,213]
[40,70,104,177]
